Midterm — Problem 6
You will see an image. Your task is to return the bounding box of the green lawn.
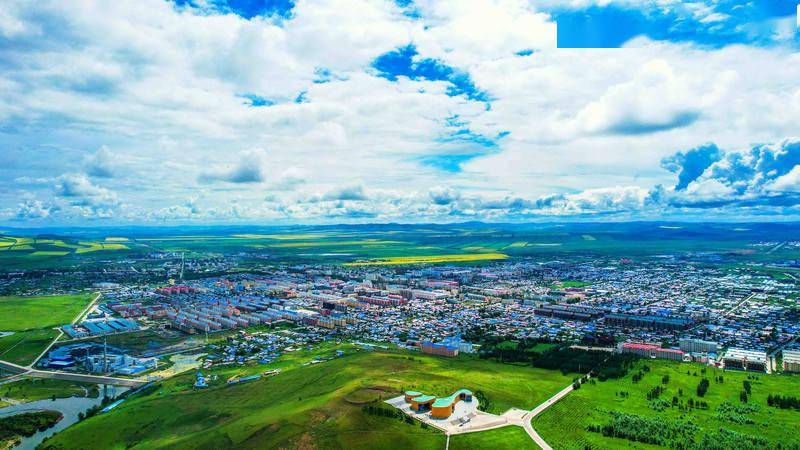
[450,426,537,449]
[41,345,575,449]
[0,293,95,365]
[0,377,99,402]
[533,359,800,449]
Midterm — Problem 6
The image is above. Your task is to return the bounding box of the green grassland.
[450,426,537,449]
[533,359,800,449]
[0,293,95,365]
[41,345,575,449]
[0,377,99,402]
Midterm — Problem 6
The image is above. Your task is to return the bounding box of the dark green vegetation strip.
[0,410,62,448]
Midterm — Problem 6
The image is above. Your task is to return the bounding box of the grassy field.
[0,377,99,402]
[41,345,575,449]
[450,426,537,449]
[0,293,95,365]
[533,359,800,449]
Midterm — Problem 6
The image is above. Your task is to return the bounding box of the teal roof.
[411,394,436,403]
[405,391,422,396]
[432,389,473,408]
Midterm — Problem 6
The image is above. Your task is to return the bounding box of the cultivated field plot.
[42,345,575,450]
[0,293,95,365]
[533,359,800,449]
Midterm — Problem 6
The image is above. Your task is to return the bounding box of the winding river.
[0,385,128,450]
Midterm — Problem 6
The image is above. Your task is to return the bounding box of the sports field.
[41,345,575,449]
[0,293,95,365]
[533,359,800,449]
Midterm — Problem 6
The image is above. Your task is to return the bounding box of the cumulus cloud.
[429,186,461,205]
[55,173,119,217]
[574,59,702,135]
[86,145,117,178]
[15,199,58,220]
[661,142,722,190]
[703,138,800,195]
[1,0,799,224]
[199,149,268,184]
[322,183,369,201]
[534,186,651,214]
[769,166,800,193]
[268,167,307,191]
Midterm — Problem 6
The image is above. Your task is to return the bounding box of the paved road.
[29,292,103,369]
[0,358,146,387]
[522,376,590,450]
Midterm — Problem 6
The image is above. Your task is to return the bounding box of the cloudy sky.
[2,0,799,225]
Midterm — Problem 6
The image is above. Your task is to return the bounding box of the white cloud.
[1,0,799,224]
[199,148,269,183]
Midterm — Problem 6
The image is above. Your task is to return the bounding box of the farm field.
[3,222,800,270]
[533,359,800,449]
[0,293,95,365]
[41,345,576,449]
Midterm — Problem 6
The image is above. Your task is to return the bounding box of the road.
[0,292,146,388]
[0,359,146,387]
[29,291,103,369]
[521,375,590,450]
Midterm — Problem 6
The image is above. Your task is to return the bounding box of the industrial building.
[619,342,684,361]
[420,341,459,357]
[722,348,769,373]
[679,338,718,354]
[534,304,603,321]
[605,313,694,330]
[62,318,139,338]
[782,350,800,373]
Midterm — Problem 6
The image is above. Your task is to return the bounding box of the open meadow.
[40,345,575,449]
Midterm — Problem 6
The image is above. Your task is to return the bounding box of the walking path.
[435,375,587,449]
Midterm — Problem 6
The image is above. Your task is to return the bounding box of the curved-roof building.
[404,388,473,419]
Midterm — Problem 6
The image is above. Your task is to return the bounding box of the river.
[0,385,128,450]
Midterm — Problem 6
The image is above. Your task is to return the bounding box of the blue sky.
[1,0,799,225]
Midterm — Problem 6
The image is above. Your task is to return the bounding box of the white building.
[679,338,718,354]
[782,350,800,373]
[722,348,769,373]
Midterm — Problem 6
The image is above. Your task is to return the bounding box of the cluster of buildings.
[39,342,157,375]
[62,318,139,338]
[58,255,798,376]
